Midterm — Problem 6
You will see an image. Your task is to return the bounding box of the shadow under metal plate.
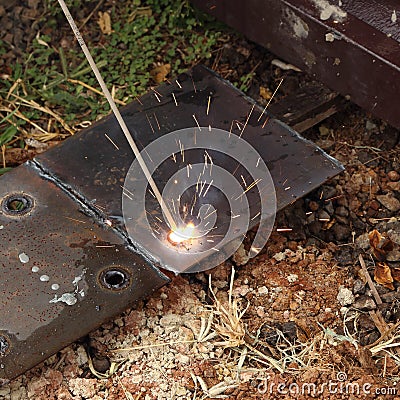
[0,65,343,383]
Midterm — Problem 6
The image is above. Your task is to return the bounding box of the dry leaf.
[368,229,394,261]
[259,86,272,100]
[150,64,171,83]
[98,11,112,35]
[374,262,394,290]
[391,268,400,282]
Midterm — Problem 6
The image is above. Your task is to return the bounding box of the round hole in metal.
[99,267,131,291]
[0,334,11,357]
[2,194,34,216]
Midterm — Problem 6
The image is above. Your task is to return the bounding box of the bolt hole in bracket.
[0,66,343,383]
[1,194,34,216]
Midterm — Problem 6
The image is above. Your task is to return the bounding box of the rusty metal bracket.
[192,0,400,129]
[0,65,343,383]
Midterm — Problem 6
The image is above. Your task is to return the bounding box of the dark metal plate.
[0,65,343,382]
[0,165,168,384]
[35,65,343,223]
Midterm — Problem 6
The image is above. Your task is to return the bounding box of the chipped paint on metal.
[310,0,347,21]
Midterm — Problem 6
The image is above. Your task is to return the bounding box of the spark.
[207,95,211,115]
[207,239,215,243]
[204,208,217,220]
[171,198,177,215]
[204,150,213,175]
[120,185,135,197]
[178,140,185,162]
[96,245,115,248]
[122,191,133,200]
[168,222,196,245]
[257,78,284,122]
[284,186,291,191]
[175,79,182,88]
[193,114,201,130]
[240,104,255,137]
[196,173,201,191]
[153,112,161,131]
[151,88,162,103]
[203,180,213,197]
[135,96,143,105]
[276,228,293,232]
[256,157,261,168]
[235,178,262,200]
[153,92,161,103]
[190,75,197,93]
[190,194,197,216]
[241,175,247,187]
[104,133,119,150]
[146,114,155,134]
[251,211,261,221]
[171,153,176,163]
[262,116,270,129]
[172,92,178,106]
[211,247,220,252]
[198,180,206,197]
[250,246,261,254]
[148,189,156,198]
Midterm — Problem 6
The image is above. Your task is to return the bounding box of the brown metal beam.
[192,0,400,129]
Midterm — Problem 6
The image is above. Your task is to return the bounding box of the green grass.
[0,0,226,162]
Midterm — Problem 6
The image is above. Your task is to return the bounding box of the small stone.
[387,181,400,192]
[91,357,111,373]
[376,194,400,212]
[0,225,4,230]
[232,244,249,266]
[40,275,49,282]
[335,206,349,217]
[337,285,355,306]
[318,210,330,221]
[51,283,60,290]
[355,233,370,250]
[257,286,268,295]
[18,252,29,263]
[358,314,376,331]
[381,292,398,303]
[388,170,400,182]
[287,274,298,283]
[353,279,366,295]
[366,120,377,131]
[352,295,376,311]
[31,266,39,273]
[333,223,351,241]
[308,200,319,211]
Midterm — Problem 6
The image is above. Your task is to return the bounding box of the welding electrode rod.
[57,0,176,230]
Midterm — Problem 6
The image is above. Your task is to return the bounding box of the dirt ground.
[1,1,400,400]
